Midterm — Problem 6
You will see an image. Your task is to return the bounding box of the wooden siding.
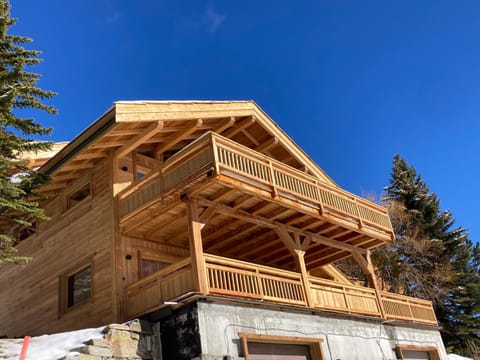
[0,159,116,337]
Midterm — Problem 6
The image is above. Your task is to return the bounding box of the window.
[239,333,324,360]
[396,345,440,360]
[139,258,171,278]
[137,251,179,279]
[66,181,91,210]
[17,220,37,242]
[60,261,93,314]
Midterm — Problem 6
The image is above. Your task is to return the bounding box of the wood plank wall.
[122,236,189,285]
[0,159,116,337]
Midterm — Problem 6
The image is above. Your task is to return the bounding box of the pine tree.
[0,0,56,263]
[374,155,480,356]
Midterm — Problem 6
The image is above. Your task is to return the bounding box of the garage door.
[248,342,311,360]
[401,350,430,360]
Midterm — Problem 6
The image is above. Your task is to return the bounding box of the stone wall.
[62,320,160,360]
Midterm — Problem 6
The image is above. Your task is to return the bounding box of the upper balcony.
[118,132,394,268]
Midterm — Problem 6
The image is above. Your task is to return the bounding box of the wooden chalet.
[0,101,444,359]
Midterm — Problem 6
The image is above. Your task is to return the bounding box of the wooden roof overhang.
[35,101,337,199]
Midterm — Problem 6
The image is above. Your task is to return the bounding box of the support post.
[187,198,208,294]
[293,249,314,308]
[352,250,386,318]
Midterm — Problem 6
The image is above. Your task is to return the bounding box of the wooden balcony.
[125,254,437,326]
[118,132,394,246]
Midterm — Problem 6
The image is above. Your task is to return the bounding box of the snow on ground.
[447,354,474,360]
[0,327,473,360]
[0,327,104,360]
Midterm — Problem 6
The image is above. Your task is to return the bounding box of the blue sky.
[10,1,480,243]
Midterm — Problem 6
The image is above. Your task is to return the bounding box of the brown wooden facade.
[0,101,437,337]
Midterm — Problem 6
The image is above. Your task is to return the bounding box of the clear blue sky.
[10,1,480,243]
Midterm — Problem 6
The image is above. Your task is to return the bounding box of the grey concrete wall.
[196,301,448,360]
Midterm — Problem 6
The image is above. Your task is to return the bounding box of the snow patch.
[448,354,473,360]
[0,327,104,360]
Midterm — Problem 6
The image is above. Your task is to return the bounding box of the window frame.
[59,258,94,316]
[137,250,182,279]
[239,333,325,360]
[396,344,440,360]
[64,177,92,212]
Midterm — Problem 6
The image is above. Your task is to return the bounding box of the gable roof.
[34,101,336,196]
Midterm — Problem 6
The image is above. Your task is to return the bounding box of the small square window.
[66,182,91,210]
[17,220,37,242]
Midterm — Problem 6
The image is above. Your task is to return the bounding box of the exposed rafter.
[195,197,367,255]
[154,119,203,157]
[116,121,164,159]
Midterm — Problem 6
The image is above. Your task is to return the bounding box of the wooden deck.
[118,132,393,242]
[125,254,437,325]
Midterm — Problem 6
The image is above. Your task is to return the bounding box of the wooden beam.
[205,222,258,251]
[293,249,314,307]
[195,197,367,255]
[199,206,216,228]
[222,116,255,138]
[275,228,298,254]
[116,121,164,159]
[134,152,162,173]
[213,117,235,135]
[60,161,96,172]
[120,197,181,234]
[90,141,125,149]
[241,129,259,146]
[155,119,203,157]
[255,137,279,153]
[73,151,107,161]
[108,128,144,136]
[186,198,208,294]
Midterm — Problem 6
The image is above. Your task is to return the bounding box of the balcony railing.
[118,132,393,240]
[125,254,437,325]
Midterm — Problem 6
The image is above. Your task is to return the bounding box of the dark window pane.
[68,183,90,209]
[67,266,91,308]
[140,259,170,278]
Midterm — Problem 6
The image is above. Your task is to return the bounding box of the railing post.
[210,133,221,176]
[256,268,264,300]
[315,181,324,215]
[268,160,278,198]
[354,198,364,229]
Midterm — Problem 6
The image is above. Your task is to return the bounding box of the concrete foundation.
[197,301,447,360]
[159,298,448,360]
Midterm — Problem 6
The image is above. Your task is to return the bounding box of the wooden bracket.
[116,121,164,159]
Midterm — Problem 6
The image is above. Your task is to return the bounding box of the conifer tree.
[0,0,56,263]
[374,155,480,356]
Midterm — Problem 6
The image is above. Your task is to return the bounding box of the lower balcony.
[125,254,437,326]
